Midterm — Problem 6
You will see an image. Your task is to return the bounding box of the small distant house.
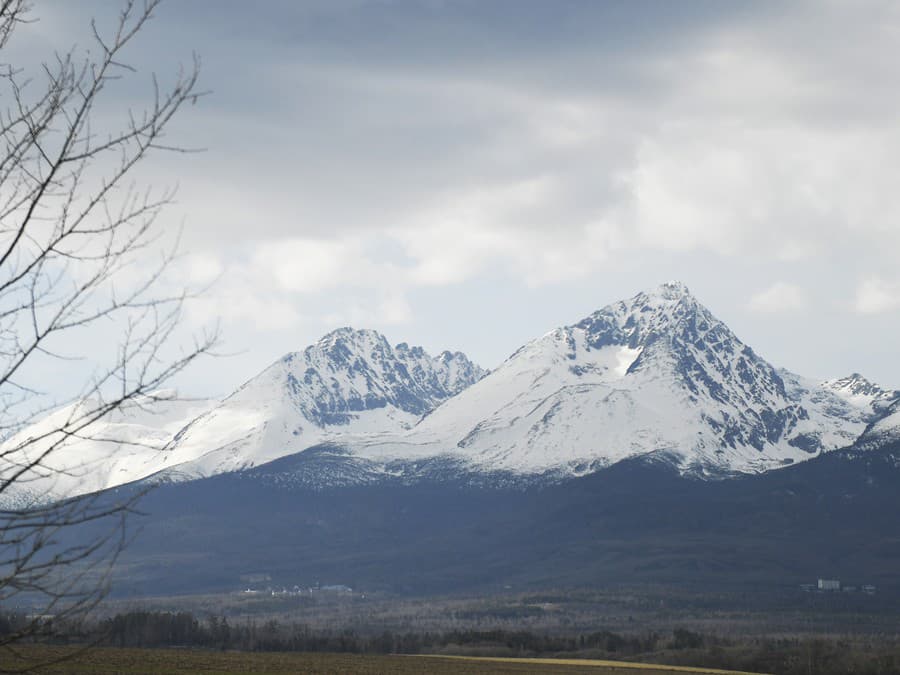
[862,585,877,595]
[818,578,840,591]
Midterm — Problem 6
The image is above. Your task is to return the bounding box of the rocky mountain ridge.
[2,282,897,501]
[0,330,485,502]
[342,282,890,478]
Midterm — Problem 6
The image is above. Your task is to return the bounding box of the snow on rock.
[0,329,486,501]
[0,392,214,505]
[137,328,487,480]
[866,402,900,443]
[822,373,898,413]
[350,282,883,477]
[4,283,897,499]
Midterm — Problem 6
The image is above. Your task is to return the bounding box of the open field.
[0,646,769,674]
[421,656,767,674]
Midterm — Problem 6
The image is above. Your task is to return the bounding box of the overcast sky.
[19,1,900,394]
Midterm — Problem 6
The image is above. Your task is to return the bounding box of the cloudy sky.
[19,0,900,394]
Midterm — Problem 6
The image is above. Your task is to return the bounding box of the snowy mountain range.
[2,282,898,502]
[149,328,486,482]
[343,281,894,478]
[0,330,485,503]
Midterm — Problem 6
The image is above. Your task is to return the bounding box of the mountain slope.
[66,435,900,597]
[855,398,900,448]
[143,328,487,480]
[0,392,214,506]
[0,329,485,501]
[346,283,884,478]
[4,283,895,501]
[822,373,898,415]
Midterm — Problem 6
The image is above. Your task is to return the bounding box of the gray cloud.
[14,0,900,393]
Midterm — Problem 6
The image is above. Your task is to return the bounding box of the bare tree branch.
[0,0,217,656]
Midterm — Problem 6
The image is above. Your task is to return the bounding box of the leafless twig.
[0,0,216,657]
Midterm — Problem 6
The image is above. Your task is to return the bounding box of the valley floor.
[101,585,900,638]
[72,587,899,674]
[0,646,768,674]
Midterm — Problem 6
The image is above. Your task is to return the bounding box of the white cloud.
[323,293,413,327]
[855,278,900,314]
[394,176,628,287]
[30,0,900,391]
[185,253,224,285]
[618,118,900,262]
[109,0,900,306]
[251,238,374,293]
[748,282,808,313]
[186,284,305,332]
[177,234,415,338]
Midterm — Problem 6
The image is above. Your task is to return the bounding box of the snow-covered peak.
[822,373,898,411]
[312,326,389,351]
[576,282,716,347]
[826,375,900,449]
[270,327,486,419]
[353,283,868,478]
[648,280,693,301]
[143,327,486,481]
[571,283,789,408]
[295,327,392,372]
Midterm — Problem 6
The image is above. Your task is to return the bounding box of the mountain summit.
[823,372,898,412]
[151,327,486,480]
[349,283,881,478]
[279,327,486,423]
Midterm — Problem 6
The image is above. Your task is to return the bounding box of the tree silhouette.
[0,0,216,649]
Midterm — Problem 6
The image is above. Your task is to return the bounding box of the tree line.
[3,609,900,675]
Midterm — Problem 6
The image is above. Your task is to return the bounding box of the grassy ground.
[0,646,769,674]
[421,656,767,674]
